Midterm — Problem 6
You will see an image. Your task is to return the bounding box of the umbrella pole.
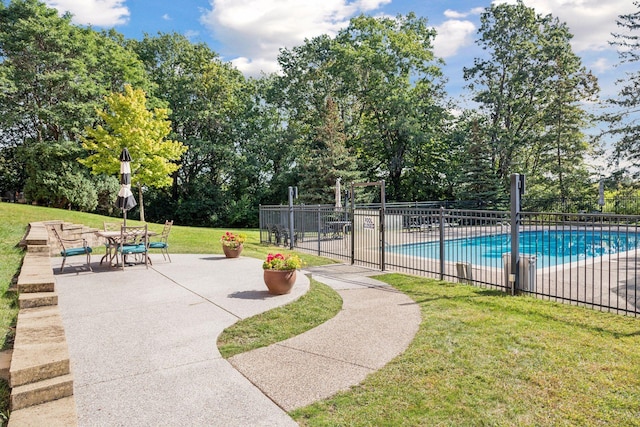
[123,210,127,227]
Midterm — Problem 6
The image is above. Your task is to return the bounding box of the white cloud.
[200,0,390,77]
[443,9,468,19]
[590,57,611,74]
[232,56,281,76]
[162,14,171,21]
[444,7,484,19]
[434,19,476,59]
[184,30,200,40]
[44,0,129,26]
[493,0,630,53]
[355,0,391,11]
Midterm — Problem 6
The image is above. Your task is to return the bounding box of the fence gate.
[350,181,386,270]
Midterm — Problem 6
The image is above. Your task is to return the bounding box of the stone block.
[18,292,58,309]
[8,396,77,427]
[10,374,73,410]
[10,307,70,387]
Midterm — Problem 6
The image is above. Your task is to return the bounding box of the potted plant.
[262,252,303,294]
[220,231,247,258]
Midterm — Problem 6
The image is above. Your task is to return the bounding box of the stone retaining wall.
[6,222,81,426]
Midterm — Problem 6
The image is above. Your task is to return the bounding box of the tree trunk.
[138,185,145,223]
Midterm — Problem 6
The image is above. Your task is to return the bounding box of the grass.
[0,203,330,267]
[291,274,640,426]
[217,279,343,358]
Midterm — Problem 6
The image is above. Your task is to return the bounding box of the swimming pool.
[390,230,640,268]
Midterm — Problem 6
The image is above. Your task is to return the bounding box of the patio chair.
[148,220,173,262]
[116,224,149,270]
[51,226,93,272]
[276,224,298,246]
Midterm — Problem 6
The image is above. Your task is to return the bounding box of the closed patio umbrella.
[116,147,136,225]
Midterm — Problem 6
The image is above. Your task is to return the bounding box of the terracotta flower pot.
[222,244,243,258]
[263,269,296,295]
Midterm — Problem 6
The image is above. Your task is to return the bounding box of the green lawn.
[291,274,640,426]
[1,203,639,426]
[218,279,343,358]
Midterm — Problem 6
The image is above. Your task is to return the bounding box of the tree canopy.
[462,0,598,201]
[606,1,640,177]
[80,85,187,221]
[0,0,635,224]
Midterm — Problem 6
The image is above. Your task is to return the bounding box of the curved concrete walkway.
[230,264,421,411]
[52,255,420,426]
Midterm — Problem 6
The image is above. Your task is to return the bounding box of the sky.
[42,0,633,101]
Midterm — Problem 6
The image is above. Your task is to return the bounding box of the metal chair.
[116,225,149,270]
[148,220,173,262]
[50,226,92,272]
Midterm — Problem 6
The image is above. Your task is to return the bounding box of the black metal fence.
[520,212,639,315]
[260,202,640,316]
[260,205,352,262]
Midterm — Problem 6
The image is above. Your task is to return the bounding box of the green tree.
[333,14,448,201]
[0,0,148,143]
[0,0,148,205]
[606,2,640,174]
[132,33,251,226]
[463,0,598,198]
[239,75,299,208]
[298,97,362,205]
[274,14,449,202]
[22,140,101,211]
[453,115,506,207]
[80,85,187,222]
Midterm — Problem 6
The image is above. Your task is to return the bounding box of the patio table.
[96,229,157,266]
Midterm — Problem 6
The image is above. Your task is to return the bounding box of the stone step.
[10,306,70,388]
[8,395,77,427]
[22,251,51,262]
[19,254,53,270]
[17,263,54,276]
[27,244,51,254]
[10,374,73,411]
[17,252,55,293]
[62,223,91,239]
[16,272,55,294]
[18,292,58,309]
[61,222,82,231]
[23,225,49,246]
[20,252,52,268]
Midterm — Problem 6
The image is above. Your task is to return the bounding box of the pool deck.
[293,226,640,315]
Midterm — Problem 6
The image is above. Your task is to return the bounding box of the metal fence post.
[288,186,296,250]
[351,182,355,265]
[380,180,386,271]
[317,206,321,256]
[439,206,445,280]
[259,204,263,243]
[510,174,524,295]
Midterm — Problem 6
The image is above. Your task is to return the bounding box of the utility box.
[456,262,473,285]
[502,253,536,292]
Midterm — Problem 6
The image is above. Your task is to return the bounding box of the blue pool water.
[391,230,640,268]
